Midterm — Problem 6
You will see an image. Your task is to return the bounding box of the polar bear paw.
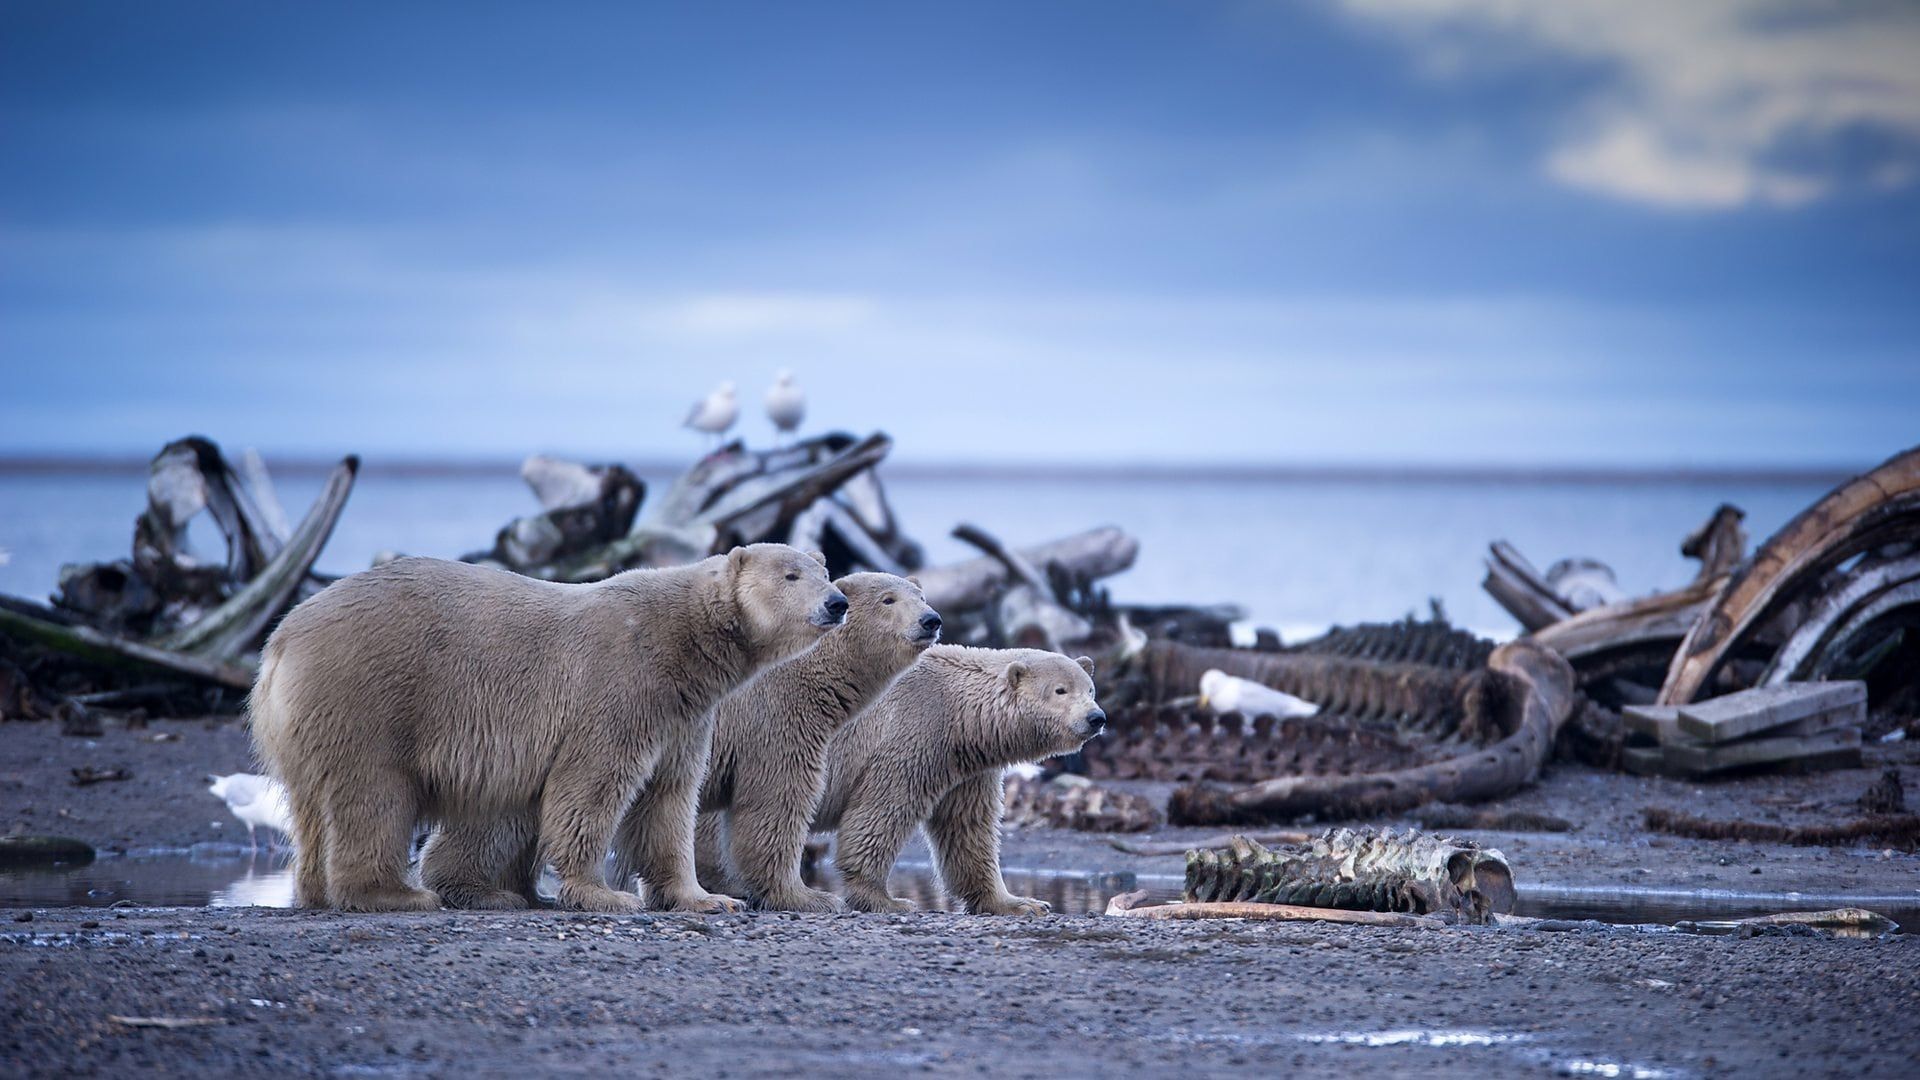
[667,891,747,915]
[973,894,1052,917]
[560,884,646,914]
[759,887,846,914]
[843,888,918,914]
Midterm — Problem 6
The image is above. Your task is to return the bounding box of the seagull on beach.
[206,773,294,853]
[684,381,739,448]
[765,369,805,446]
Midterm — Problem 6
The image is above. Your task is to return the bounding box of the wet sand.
[4,717,1919,1076]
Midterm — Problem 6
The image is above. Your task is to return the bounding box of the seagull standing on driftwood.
[206,772,294,853]
[684,381,739,449]
[765,369,806,446]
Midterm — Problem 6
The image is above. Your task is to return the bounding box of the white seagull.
[764,369,805,446]
[1197,669,1320,720]
[684,381,739,448]
[206,773,294,852]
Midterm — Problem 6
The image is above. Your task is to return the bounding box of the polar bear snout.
[811,590,850,628]
[914,611,943,643]
[1083,708,1107,735]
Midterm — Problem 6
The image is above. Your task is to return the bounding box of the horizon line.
[0,452,1864,487]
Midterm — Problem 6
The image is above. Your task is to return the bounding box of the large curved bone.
[160,455,359,660]
[1659,445,1920,704]
[1761,554,1920,684]
[1529,576,1723,663]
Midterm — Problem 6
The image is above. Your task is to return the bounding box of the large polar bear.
[677,572,942,912]
[813,645,1106,915]
[250,545,846,914]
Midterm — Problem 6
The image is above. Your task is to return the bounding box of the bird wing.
[223,775,263,808]
[683,398,708,427]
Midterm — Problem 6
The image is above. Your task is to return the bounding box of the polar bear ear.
[1003,660,1030,688]
[1073,655,1096,677]
[727,547,750,574]
[808,550,828,567]
[906,576,922,589]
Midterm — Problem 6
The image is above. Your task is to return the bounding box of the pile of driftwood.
[0,437,358,727]
[0,431,1161,728]
[1485,444,1920,772]
[455,432,1244,656]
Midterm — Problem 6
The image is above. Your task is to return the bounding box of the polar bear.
[678,572,941,912]
[812,645,1105,915]
[249,545,845,914]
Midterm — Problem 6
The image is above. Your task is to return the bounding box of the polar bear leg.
[727,792,842,913]
[928,770,1049,916]
[613,727,744,914]
[692,812,733,895]
[539,745,647,914]
[323,770,440,912]
[420,817,532,910]
[288,787,330,909]
[831,784,925,914]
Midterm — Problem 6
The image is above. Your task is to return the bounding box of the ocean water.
[0,468,1832,641]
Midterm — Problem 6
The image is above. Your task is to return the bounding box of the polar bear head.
[723,543,846,665]
[1000,650,1105,759]
[832,571,942,665]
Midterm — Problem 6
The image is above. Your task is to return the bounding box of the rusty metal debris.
[1180,828,1515,924]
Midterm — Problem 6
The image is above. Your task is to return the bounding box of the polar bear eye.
[1054,687,1067,695]
[882,596,895,605]
[784,572,800,582]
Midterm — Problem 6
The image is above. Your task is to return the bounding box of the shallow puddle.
[1,850,1913,933]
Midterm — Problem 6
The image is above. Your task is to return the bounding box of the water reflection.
[0,854,1144,914]
[1,855,1910,936]
[0,849,295,908]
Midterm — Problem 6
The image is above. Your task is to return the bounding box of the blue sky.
[2,0,1916,468]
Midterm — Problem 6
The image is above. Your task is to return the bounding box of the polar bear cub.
[813,645,1106,915]
[680,572,942,912]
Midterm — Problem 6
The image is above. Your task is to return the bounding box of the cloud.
[1336,0,1920,209]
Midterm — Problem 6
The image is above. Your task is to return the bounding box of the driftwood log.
[1104,890,1443,928]
[527,434,899,580]
[0,440,357,694]
[1165,641,1574,824]
[1483,541,1574,632]
[914,526,1138,615]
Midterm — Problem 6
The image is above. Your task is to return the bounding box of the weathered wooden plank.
[1675,681,1865,744]
[1663,726,1862,776]
[1622,703,1685,741]
[1622,745,1692,778]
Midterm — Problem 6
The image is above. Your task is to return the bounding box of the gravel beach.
[5,716,1919,1076]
